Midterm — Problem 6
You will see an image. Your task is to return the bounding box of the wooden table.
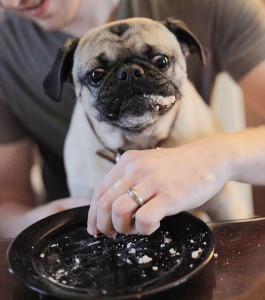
[1,217,265,300]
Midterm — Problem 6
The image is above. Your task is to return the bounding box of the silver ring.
[126,188,144,206]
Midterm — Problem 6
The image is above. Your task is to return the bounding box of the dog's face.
[43,18,206,134]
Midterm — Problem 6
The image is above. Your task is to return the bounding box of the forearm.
[239,60,265,120]
[0,191,35,238]
[224,126,265,185]
[0,204,30,238]
[0,139,35,237]
[0,194,90,238]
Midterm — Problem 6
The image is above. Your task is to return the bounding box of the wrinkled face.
[72,18,188,133]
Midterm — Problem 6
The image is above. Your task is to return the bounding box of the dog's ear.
[43,38,79,102]
[163,18,209,64]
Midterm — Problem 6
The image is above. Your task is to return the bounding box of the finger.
[87,149,158,236]
[87,196,100,235]
[111,192,139,235]
[87,165,127,235]
[111,182,156,234]
[91,178,136,236]
[134,195,175,235]
[95,193,117,237]
[92,149,152,200]
[92,157,128,199]
[87,178,130,235]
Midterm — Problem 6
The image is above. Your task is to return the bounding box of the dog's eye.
[152,55,170,69]
[88,68,106,85]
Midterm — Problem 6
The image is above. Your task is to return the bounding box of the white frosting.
[144,94,176,107]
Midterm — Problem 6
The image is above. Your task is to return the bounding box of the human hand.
[24,197,90,225]
[87,135,233,237]
[1,197,89,238]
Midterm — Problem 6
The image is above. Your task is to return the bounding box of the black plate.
[7,206,214,299]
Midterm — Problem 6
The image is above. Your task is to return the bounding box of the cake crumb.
[164,237,172,243]
[75,258,80,264]
[127,242,134,249]
[191,248,203,259]
[138,255,153,264]
[128,248,136,254]
[169,248,177,256]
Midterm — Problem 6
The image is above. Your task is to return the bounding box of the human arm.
[239,59,265,119]
[87,126,265,237]
[0,139,35,237]
[0,138,89,238]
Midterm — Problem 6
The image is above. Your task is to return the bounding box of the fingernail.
[87,224,97,235]
[107,231,117,238]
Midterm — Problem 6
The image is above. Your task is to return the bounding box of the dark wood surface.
[1,217,265,300]
[253,185,265,217]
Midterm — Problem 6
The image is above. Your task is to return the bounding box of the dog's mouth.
[96,93,178,132]
[146,94,177,113]
[93,61,182,132]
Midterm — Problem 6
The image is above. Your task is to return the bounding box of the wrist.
[198,132,238,186]
[222,126,265,184]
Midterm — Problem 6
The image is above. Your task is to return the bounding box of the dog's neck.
[86,100,181,162]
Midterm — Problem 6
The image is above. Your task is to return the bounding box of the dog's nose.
[116,64,144,81]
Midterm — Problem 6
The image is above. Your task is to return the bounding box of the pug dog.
[43,17,251,221]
